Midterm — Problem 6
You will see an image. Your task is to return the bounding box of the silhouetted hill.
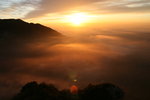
[0,19,62,40]
[0,19,63,59]
[12,82,124,100]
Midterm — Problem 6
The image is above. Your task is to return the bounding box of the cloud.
[0,25,150,100]
[25,0,101,18]
[0,0,41,18]
[25,0,150,18]
[0,0,102,19]
[77,0,150,14]
[0,0,150,19]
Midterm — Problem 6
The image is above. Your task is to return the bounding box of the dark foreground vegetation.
[12,81,124,100]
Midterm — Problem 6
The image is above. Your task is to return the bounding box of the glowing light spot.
[70,85,78,94]
[73,79,77,82]
[65,13,90,26]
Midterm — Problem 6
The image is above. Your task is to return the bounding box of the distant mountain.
[0,19,63,58]
[0,19,62,40]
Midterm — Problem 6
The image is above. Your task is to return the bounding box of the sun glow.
[65,13,90,26]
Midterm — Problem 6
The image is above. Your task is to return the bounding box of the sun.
[66,13,90,26]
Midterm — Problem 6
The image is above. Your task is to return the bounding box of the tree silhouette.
[12,82,124,100]
[60,90,72,100]
[12,81,61,100]
[80,83,124,100]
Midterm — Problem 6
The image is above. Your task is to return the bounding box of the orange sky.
[0,0,150,36]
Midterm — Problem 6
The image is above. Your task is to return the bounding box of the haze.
[0,0,150,100]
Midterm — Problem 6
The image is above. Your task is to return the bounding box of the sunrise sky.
[1,0,150,35]
[0,0,150,100]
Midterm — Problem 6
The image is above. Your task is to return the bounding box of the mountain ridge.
[0,19,62,39]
